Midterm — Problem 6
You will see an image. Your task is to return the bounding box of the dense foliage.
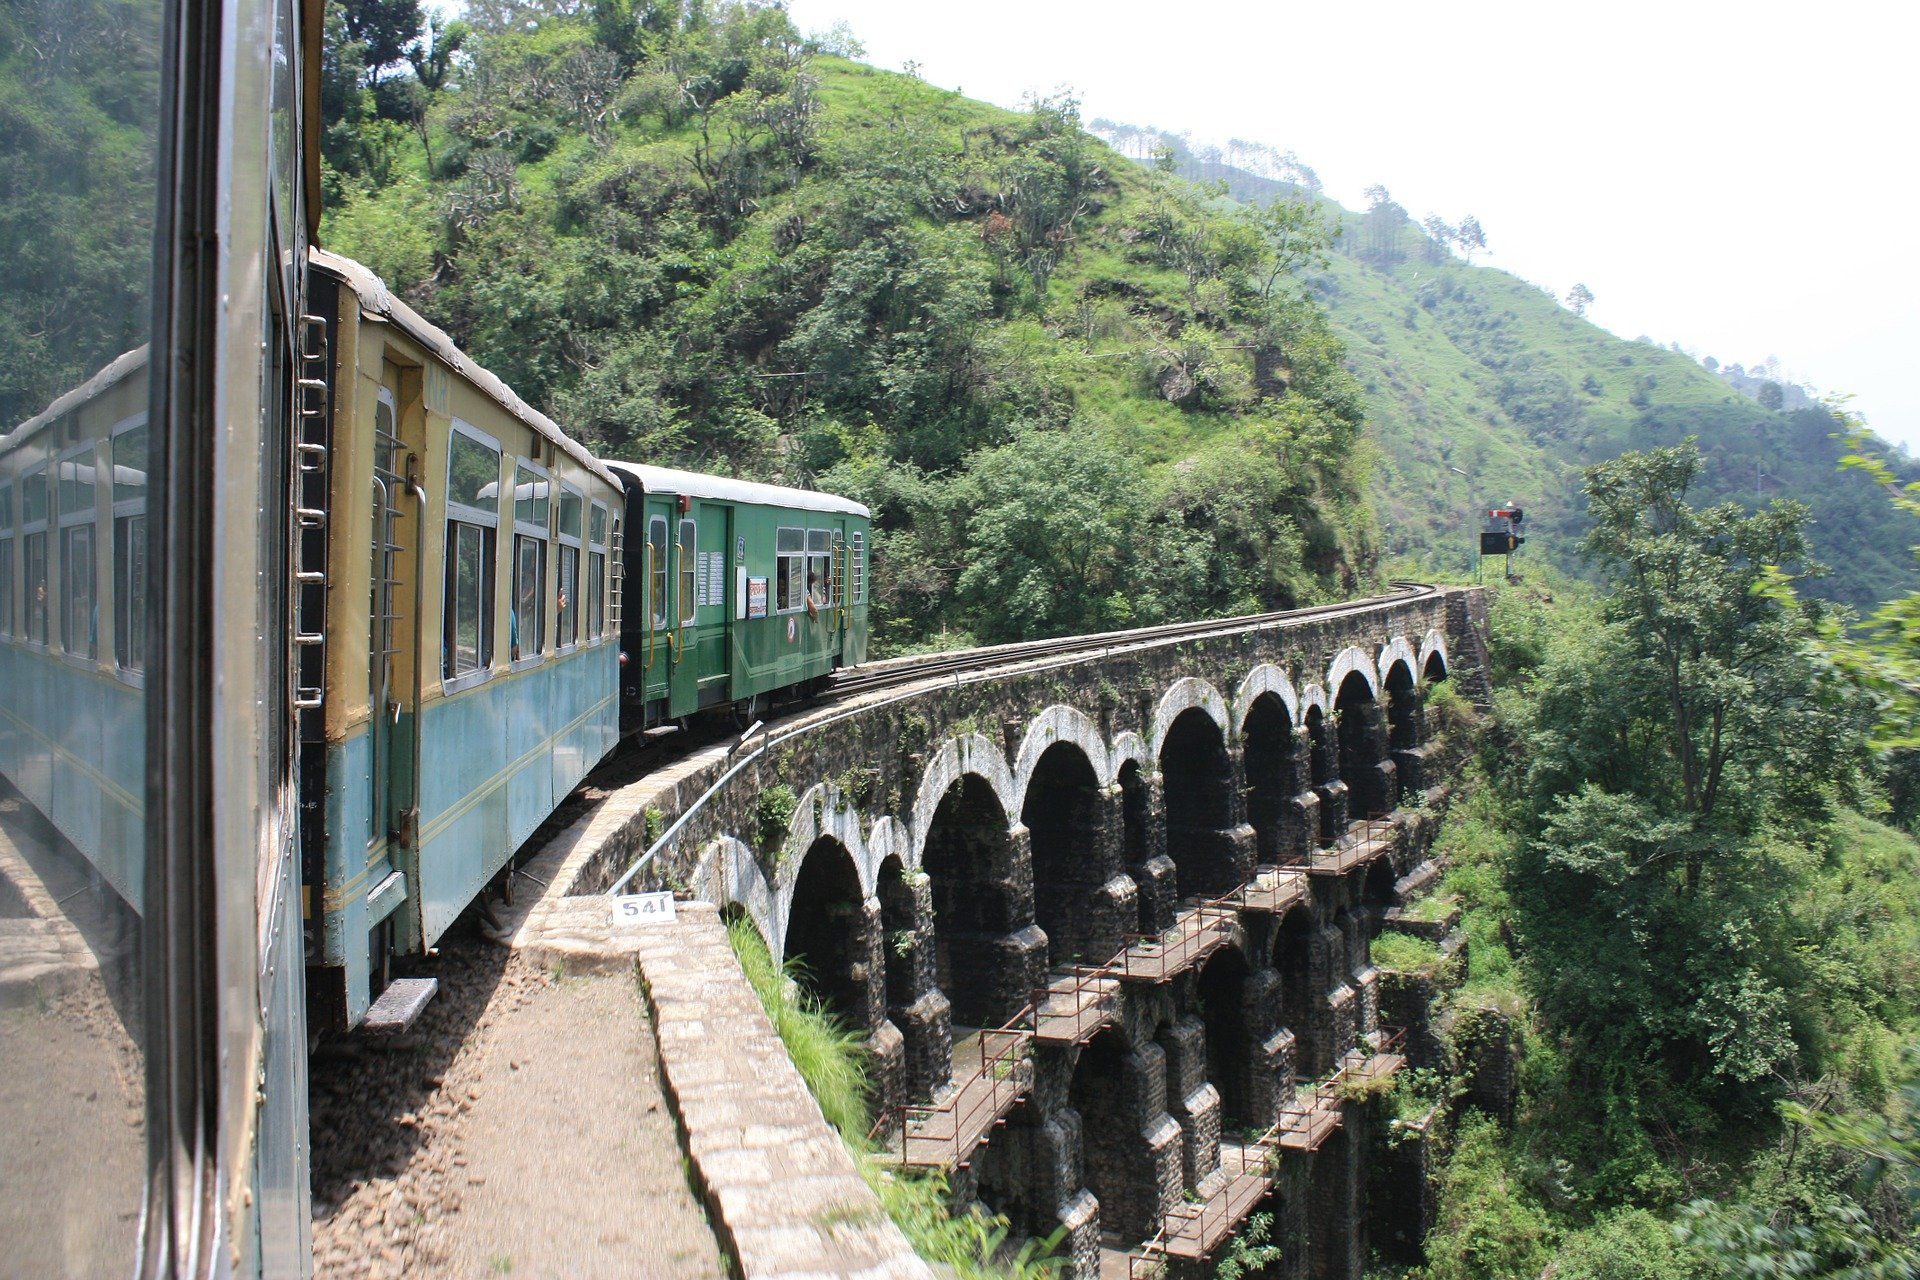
[318,0,1377,650]
[1410,441,1918,1278]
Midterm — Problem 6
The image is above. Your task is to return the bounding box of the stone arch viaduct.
[590,586,1491,1279]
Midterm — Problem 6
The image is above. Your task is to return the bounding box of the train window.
[513,535,546,659]
[112,423,147,675]
[808,529,833,608]
[0,481,12,637]
[514,462,549,530]
[851,531,865,604]
[677,517,697,626]
[445,423,501,685]
[556,485,582,650]
[22,466,50,646]
[60,523,97,660]
[776,526,804,612]
[588,501,608,641]
[648,515,668,629]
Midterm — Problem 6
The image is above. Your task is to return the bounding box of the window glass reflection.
[0,0,164,1268]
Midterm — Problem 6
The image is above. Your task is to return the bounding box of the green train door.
[668,503,699,716]
[694,502,731,698]
[639,498,674,713]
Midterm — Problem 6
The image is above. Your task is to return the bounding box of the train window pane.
[61,524,97,659]
[513,534,545,658]
[588,552,605,638]
[443,521,494,680]
[24,532,49,644]
[559,487,583,541]
[589,503,607,548]
[112,424,146,508]
[648,516,668,628]
[807,530,832,611]
[677,518,696,626]
[115,515,146,673]
[514,464,548,531]
[1,0,164,1262]
[557,544,578,647]
[22,468,48,526]
[448,428,501,517]
[775,527,802,612]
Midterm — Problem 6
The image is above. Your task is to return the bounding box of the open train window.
[0,481,12,637]
[21,465,48,646]
[111,418,148,675]
[444,422,500,685]
[776,526,804,612]
[588,500,608,641]
[556,484,582,650]
[512,460,549,661]
[648,514,668,629]
[808,528,833,608]
[56,442,98,660]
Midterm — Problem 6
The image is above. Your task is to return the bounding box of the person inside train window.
[806,570,822,620]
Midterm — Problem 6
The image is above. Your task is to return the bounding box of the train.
[0,0,867,1272]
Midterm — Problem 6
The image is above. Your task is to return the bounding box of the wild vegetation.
[1119,129,1920,616]
[319,0,1378,652]
[1405,440,1919,1279]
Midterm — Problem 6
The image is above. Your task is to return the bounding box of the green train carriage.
[606,463,870,731]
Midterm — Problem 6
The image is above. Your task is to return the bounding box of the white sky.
[786,0,1920,451]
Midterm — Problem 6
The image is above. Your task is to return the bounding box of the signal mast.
[1477,504,1526,583]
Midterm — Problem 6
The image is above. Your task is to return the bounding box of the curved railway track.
[824,580,1438,701]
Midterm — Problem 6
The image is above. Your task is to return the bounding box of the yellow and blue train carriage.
[304,250,624,1030]
[0,348,153,912]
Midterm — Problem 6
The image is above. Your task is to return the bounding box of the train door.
[639,496,675,715]
[668,503,699,717]
[368,388,402,875]
[694,501,730,695]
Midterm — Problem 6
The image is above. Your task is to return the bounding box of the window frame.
[807,527,834,611]
[0,478,13,639]
[109,414,149,681]
[554,483,583,652]
[442,419,502,693]
[676,515,697,628]
[587,499,609,644]
[775,525,805,614]
[55,442,99,662]
[20,464,50,648]
[508,456,551,668]
[850,530,865,605]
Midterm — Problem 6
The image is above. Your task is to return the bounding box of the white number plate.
[613,891,676,925]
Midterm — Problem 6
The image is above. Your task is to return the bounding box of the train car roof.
[2,345,149,449]
[311,249,619,491]
[601,461,869,518]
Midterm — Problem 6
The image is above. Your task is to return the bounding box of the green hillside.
[319,6,1381,650]
[1106,126,1919,612]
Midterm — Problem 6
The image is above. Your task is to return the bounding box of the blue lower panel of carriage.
[320,644,618,1026]
[0,645,145,910]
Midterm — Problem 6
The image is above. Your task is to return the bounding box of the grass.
[1371,930,1444,974]
[723,916,1062,1279]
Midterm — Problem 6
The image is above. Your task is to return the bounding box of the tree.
[1566,282,1594,317]
[1421,213,1454,263]
[1455,214,1486,262]
[1758,380,1785,411]
[338,0,424,81]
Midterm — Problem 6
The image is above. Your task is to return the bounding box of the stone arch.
[1418,629,1450,684]
[784,836,878,1030]
[909,732,1018,867]
[920,770,1042,1027]
[1363,854,1399,920]
[1303,694,1341,846]
[1024,739,1133,966]
[712,835,777,956]
[1116,757,1174,934]
[1273,903,1319,1078]
[1149,677,1232,760]
[1197,943,1255,1126]
[1242,690,1302,866]
[1383,655,1420,795]
[1325,645,1379,702]
[1376,637,1418,690]
[1013,704,1111,806]
[781,780,872,898]
[1069,1026,1157,1242]
[1159,706,1249,898]
[1335,668,1391,820]
[1234,664,1299,736]
[1108,730,1149,788]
